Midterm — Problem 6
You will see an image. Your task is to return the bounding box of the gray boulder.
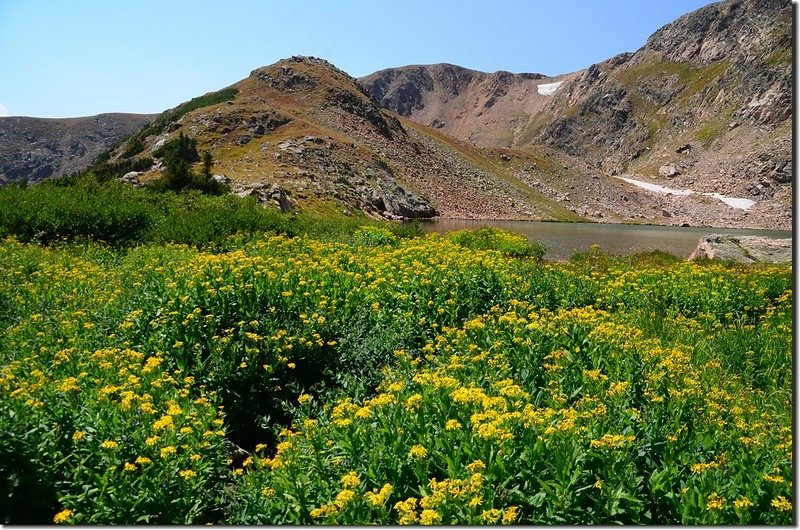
[659,163,680,178]
[268,184,294,212]
[119,171,142,187]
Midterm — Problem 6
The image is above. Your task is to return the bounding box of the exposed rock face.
[359,63,559,148]
[119,171,142,187]
[360,0,792,230]
[0,113,155,185]
[688,234,792,263]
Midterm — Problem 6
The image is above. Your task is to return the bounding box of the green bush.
[446,226,546,259]
[352,226,399,247]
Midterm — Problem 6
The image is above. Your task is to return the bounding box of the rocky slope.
[103,56,580,221]
[1,0,791,230]
[360,0,792,230]
[0,113,155,185]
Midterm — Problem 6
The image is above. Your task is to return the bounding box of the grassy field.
[0,184,793,524]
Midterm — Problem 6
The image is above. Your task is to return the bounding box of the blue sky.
[0,0,717,118]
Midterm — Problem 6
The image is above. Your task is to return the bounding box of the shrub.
[446,226,546,259]
[352,226,399,247]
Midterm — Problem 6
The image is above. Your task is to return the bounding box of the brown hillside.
[110,56,582,221]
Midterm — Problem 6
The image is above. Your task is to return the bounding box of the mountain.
[360,0,792,230]
[0,113,155,185]
[1,0,791,230]
[100,56,582,221]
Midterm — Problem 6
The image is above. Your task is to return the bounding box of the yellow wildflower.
[409,444,428,459]
[706,493,726,510]
[152,415,174,431]
[179,469,197,480]
[100,440,118,450]
[481,508,502,523]
[467,460,486,473]
[445,419,462,431]
[365,483,393,506]
[53,509,73,524]
[405,393,422,410]
[334,489,356,507]
[502,506,519,524]
[341,471,361,490]
[123,462,136,472]
[772,496,792,511]
[420,509,441,525]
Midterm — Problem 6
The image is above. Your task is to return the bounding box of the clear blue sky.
[0,0,717,118]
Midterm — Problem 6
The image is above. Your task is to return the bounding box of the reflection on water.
[420,220,792,261]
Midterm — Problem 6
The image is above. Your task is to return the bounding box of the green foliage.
[0,179,421,249]
[446,226,547,259]
[150,135,227,195]
[91,156,154,182]
[352,225,399,247]
[120,137,146,159]
[0,176,153,245]
[139,87,239,140]
[0,194,791,524]
[153,133,200,165]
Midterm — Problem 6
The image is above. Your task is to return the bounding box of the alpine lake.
[419,219,793,261]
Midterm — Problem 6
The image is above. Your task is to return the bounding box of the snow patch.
[615,176,755,210]
[618,177,693,196]
[706,193,756,210]
[537,81,563,96]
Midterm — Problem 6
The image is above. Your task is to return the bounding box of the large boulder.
[119,171,142,187]
[688,234,792,263]
[659,163,680,178]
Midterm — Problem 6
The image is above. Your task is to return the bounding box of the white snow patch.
[537,81,563,96]
[617,177,694,196]
[706,193,756,210]
[0,103,7,117]
[615,176,755,210]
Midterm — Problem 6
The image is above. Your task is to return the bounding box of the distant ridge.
[0,113,155,184]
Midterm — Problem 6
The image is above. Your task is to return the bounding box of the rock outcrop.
[688,234,792,264]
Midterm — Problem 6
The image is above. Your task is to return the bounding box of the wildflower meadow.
[0,224,792,524]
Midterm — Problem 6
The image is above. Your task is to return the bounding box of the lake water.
[420,219,793,261]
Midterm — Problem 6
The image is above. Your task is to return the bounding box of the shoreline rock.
[688,234,792,263]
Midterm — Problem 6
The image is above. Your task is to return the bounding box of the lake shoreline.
[419,219,792,261]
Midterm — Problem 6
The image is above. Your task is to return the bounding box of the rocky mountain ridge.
[0,113,155,185]
[0,0,791,230]
[360,0,792,230]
